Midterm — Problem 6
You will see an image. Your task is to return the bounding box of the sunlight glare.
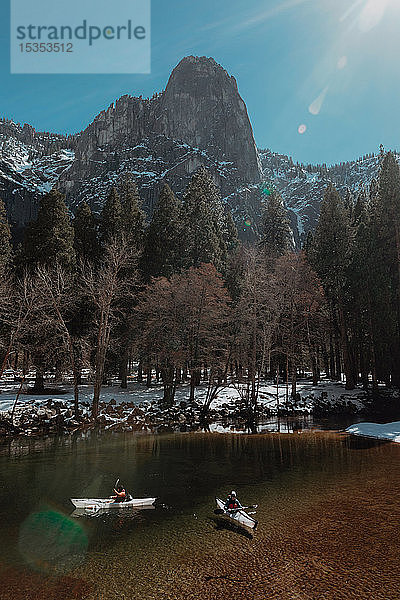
[358,0,391,32]
[309,86,329,115]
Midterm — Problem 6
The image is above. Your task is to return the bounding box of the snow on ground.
[210,379,366,413]
[346,421,400,443]
[0,377,366,415]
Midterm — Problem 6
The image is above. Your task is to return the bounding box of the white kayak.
[70,497,156,510]
[215,497,258,530]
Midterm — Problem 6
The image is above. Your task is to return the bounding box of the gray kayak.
[215,497,258,530]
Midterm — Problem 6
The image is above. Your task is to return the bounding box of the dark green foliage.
[222,209,240,256]
[22,189,75,270]
[98,186,122,246]
[302,230,314,255]
[119,173,146,249]
[181,167,228,272]
[308,184,355,388]
[73,202,99,261]
[308,184,352,302]
[373,152,400,384]
[0,199,12,274]
[142,184,182,279]
[259,188,292,258]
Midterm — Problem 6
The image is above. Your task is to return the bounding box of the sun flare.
[358,0,392,32]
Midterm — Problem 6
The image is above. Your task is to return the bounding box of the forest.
[0,150,399,422]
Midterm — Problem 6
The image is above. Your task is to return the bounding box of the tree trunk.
[161,366,176,407]
[291,362,297,399]
[33,368,45,393]
[338,306,355,389]
[119,350,128,389]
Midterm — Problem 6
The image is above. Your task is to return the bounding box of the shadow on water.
[209,516,254,540]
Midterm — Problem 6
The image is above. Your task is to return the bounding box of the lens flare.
[309,86,329,116]
[19,509,88,574]
[358,0,390,32]
[298,124,307,134]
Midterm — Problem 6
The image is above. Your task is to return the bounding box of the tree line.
[0,154,398,421]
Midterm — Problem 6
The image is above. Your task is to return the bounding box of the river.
[0,428,399,599]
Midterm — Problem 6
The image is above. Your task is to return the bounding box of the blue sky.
[1,0,400,165]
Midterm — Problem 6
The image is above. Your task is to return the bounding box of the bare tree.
[134,263,231,408]
[0,273,38,377]
[81,238,137,419]
[35,265,85,417]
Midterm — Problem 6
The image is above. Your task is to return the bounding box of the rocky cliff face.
[0,119,73,225]
[159,56,261,182]
[57,56,262,224]
[1,56,263,233]
[0,56,391,243]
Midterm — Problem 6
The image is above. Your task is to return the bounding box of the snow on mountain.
[259,148,393,244]
[0,119,74,224]
[0,57,396,241]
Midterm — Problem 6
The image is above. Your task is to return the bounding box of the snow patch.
[346,421,400,443]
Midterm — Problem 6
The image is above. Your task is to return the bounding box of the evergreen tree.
[98,186,122,247]
[352,187,367,225]
[302,230,314,255]
[222,209,239,256]
[22,189,75,270]
[349,198,394,388]
[73,202,99,261]
[142,184,182,279]
[0,199,12,274]
[259,188,292,258]
[308,184,355,389]
[181,167,228,271]
[119,173,146,249]
[373,152,400,385]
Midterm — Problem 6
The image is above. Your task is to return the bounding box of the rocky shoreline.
[0,386,372,438]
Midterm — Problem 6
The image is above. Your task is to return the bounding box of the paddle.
[109,478,120,496]
[214,504,257,515]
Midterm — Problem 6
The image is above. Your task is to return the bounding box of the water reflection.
[1,430,399,599]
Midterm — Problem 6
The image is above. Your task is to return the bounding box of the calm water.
[0,429,399,599]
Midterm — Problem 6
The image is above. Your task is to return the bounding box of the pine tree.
[73,202,99,261]
[142,184,182,279]
[0,199,12,274]
[181,167,227,271]
[374,152,400,385]
[22,189,75,270]
[259,188,292,258]
[352,187,367,225]
[302,230,314,255]
[98,186,122,247]
[222,209,239,256]
[308,184,355,389]
[119,173,146,249]
[348,199,393,388]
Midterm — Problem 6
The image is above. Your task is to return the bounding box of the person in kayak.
[112,485,128,503]
[224,490,243,511]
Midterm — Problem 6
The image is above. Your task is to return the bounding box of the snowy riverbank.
[0,377,371,436]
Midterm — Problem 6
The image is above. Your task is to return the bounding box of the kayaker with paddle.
[112,484,128,503]
[224,490,243,511]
